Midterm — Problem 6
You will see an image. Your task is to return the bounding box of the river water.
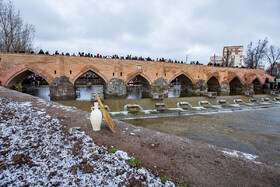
[24,87,280,164]
[124,107,280,164]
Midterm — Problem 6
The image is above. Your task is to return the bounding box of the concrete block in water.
[155,103,166,111]
[234,99,246,105]
[274,97,280,102]
[249,98,258,103]
[262,98,272,102]
[124,104,143,112]
[178,102,192,109]
[217,100,227,106]
[199,101,212,108]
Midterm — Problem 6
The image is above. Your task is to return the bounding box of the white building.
[209,55,224,65]
[223,46,243,67]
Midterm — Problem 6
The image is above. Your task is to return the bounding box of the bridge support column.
[150,78,168,98]
[193,80,207,96]
[50,76,75,101]
[243,83,254,94]
[105,78,127,99]
[220,82,230,96]
[181,85,194,97]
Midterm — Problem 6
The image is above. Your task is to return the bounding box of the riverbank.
[1,87,280,186]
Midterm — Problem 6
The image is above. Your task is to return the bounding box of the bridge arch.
[168,72,194,97]
[6,66,52,88]
[229,76,243,95]
[252,77,262,94]
[73,68,108,100]
[126,72,151,99]
[228,75,244,85]
[168,72,194,85]
[125,72,152,85]
[207,76,220,93]
[72,65,108,84]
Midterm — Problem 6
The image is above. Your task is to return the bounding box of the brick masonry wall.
[0,52,274,88]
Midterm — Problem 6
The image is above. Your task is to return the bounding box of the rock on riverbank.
[0,96,174,186]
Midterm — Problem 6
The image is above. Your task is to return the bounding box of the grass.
[159,175,169,184]
[177,183,187,187]
[106,148,118,154]
[128,157,141,167]
[65,126,70,132]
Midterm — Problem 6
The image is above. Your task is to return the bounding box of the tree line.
[243,38,280,76]
[0,0,34,53]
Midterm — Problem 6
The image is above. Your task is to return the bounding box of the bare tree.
[0,0,35,52]
[223,49,231,67]
[265,45,280,76]
[244,38,268,69]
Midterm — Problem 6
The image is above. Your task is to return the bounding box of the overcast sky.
[12,0,280,64]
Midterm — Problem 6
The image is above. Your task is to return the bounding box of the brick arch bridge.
[0,53,273,100]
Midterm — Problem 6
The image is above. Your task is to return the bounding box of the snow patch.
[0,96,175,186]
[221,150,261,164]
[37,111,46,115]
[20,101,32,107]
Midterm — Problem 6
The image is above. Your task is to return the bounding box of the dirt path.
[1,87,280,186]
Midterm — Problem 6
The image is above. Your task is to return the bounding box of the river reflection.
[26,84,183,101]
[168,85,181,98]
[76,86,103,100]
[23,87,50,101]
[127,86,142,99]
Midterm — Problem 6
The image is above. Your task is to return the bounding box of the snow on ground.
[0,96,174,186]
[220,150,261,165]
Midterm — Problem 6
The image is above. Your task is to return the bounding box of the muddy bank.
[1,87,280,186]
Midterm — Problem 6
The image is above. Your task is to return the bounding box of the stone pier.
[50,76,75,101]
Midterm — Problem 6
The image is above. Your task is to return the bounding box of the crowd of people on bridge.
[207,61,246,68]
[9,49,245,68]
[12,49,191,65]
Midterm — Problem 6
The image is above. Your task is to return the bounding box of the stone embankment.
[0,86,280,186]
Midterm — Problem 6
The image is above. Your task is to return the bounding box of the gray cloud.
[12,0,280,64]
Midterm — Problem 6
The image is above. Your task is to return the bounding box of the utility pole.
[186,53,190,64]
[214,54,216,64]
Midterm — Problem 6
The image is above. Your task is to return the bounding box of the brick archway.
[229,76,243,95]
[207,76,221,93]
[72,65,108,84]
[168,72,194,85]
[125,72,152,85]
[228,76,244,85]
[206,75,221,85]
[5,65,52,87]
[252,77,262,94]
